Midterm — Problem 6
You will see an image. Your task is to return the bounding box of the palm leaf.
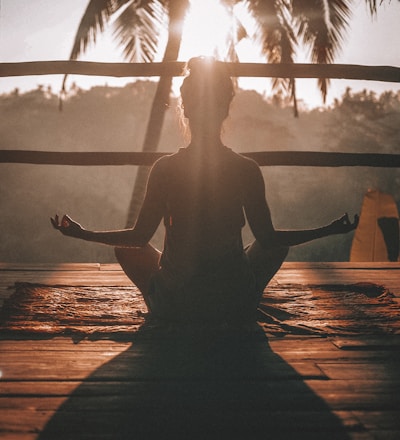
[61,0,132,95]
[113,1,166,62]
[365,0,378,14]
[219,1,247,75]
[244,0,298,113]
[293,0,351,101]
[69,0,132,61]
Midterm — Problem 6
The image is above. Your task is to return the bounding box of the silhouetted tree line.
[1,82,399,263]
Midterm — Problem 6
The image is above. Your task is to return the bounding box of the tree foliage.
[326,88,400,153]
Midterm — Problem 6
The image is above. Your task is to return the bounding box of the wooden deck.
[1,262,400,439]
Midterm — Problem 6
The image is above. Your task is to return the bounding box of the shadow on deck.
[37,326,352,440]
[1,263,399,439]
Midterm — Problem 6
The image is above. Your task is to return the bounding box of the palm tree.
[116,1,189,227]
[65,0,383,226]
[63,0,189,226]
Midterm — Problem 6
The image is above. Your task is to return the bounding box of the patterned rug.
[1,282,399,338]
[0,283,147,338]
[258,282,400,336]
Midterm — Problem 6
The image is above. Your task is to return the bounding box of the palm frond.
[245,0,298,113]
[365,0,378,15]
[113,1,167,62]
[62,0,130,93]
[245,1,295,65]
[293,0,351,101]
[225,14,243,88]
[60,0,132,104]
[246,0,281,62]
[69,0,132,60]
[220,0,248,42]
[217,2,247,65]
[278,9,299,116]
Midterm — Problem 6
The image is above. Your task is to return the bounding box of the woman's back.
[158,144,255,276]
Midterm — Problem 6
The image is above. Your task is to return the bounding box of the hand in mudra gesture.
[329,213,359,235]
[51,214,83,238]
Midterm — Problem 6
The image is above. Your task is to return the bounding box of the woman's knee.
[114,245,161,302]
[246,241,289,292]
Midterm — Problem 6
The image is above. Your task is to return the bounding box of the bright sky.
[0,0,399,108]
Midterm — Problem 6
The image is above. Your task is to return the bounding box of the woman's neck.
[189,136,223,150]
[188,121,223,149]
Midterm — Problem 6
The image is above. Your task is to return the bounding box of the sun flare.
[179,0,237,60]
[175,0,270,97]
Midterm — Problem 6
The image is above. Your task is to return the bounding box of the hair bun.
[186,56,217,76]
[180,56,234,120]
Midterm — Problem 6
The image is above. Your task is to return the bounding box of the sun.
[172,0,270,98]
[179,0,237,61]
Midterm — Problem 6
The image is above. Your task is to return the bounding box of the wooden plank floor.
[1,262,400,439]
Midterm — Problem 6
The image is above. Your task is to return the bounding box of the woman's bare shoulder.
[224,147,260,173]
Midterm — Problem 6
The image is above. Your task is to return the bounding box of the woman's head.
[180,57,234,126]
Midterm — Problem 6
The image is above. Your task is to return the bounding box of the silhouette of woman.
[52,57,358,325]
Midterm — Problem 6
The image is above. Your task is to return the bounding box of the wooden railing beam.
[0,61,399,83]
[2,150,400,168]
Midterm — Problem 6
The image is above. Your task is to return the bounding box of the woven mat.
[0,283,147,338]
[258,282,400,336]
[1,282,399,338]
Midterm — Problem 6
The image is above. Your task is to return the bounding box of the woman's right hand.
[51,214,83,238]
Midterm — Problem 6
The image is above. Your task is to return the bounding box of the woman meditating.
[51,57,358,325]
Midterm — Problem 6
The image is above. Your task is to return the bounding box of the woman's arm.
[243,160,358,248]
[51,214,154,247]
[274,213,359,247]
[51,159,166,247]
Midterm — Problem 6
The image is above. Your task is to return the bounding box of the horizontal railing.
[0,61,399,83]
[1,150,400,167]
[1,61,399,169]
